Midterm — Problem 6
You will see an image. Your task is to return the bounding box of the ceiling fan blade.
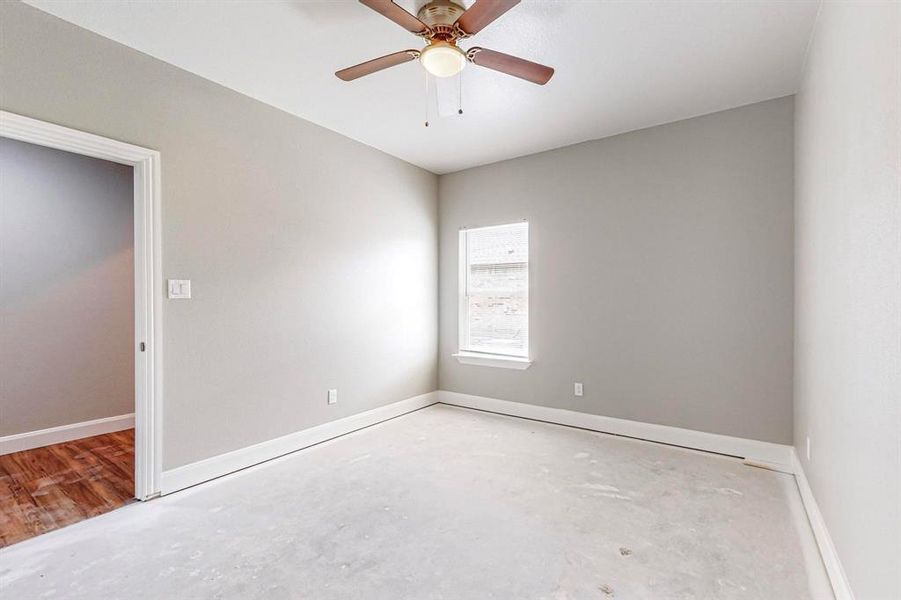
[455,0,520,36]
[359,0,430,35]
[336,50,420,81]
[467,47,554,85]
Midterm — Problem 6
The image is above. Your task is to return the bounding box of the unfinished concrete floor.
[0,405,831,599]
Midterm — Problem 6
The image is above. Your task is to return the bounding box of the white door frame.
[1,110,163,500]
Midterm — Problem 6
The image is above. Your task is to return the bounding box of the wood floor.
[0,429,134,547]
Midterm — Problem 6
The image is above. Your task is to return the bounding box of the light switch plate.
[168,279,191,299]
[328,389,338,405]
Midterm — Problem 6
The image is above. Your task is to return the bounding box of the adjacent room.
[0,1,898,599]
[0,137,136,545]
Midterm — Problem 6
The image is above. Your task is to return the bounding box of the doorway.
[0,112,162,545]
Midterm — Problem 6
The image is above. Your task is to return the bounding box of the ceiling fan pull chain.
[424,70,430,127]
[458,70,464,115]
[435,72,441,118]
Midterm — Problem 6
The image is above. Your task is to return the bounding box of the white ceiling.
[24,0,819,174]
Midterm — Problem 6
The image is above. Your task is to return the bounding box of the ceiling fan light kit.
[336,0,555,94]
[420,41,467,78]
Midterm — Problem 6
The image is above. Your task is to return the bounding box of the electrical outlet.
[574,382,583,397]
[328,389,338,405]
[806,436,811,461]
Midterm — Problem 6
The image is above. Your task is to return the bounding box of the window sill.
[453,352,532,370]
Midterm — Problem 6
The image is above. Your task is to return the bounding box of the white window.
[456,221,530,369]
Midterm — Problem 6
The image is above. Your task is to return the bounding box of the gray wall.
[439,97,795,444]
[794,2,901,598]
[1,138,134,435]
[0,2,438,469]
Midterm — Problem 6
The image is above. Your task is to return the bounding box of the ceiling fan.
[336,0,554,86]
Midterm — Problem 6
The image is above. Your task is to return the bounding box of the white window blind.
[459,222,529,357]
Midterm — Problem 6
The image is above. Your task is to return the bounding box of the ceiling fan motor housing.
[417,0,469,40]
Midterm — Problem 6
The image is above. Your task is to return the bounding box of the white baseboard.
[792,449,855,600]
[438,391,793,469]
[0,413,135,455]
[160,392,438,495]
[157,390,848,598]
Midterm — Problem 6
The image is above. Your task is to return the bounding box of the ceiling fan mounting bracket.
[452,23,473,40]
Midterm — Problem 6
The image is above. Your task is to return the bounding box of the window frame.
[455,221,531,369]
